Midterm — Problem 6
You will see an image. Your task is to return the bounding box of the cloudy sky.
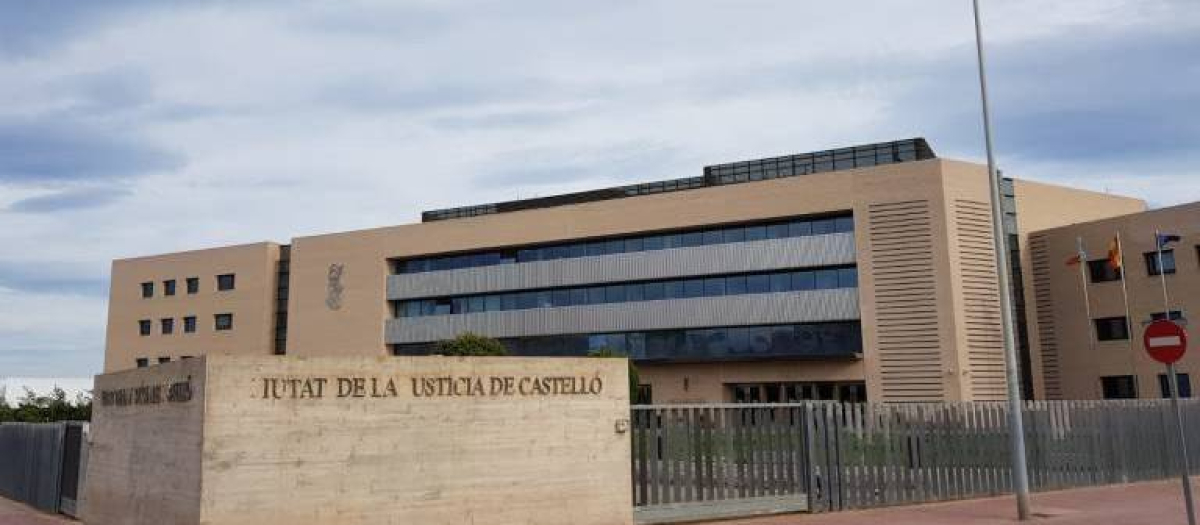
[0,0,1196,378]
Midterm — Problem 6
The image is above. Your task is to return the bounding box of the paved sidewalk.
[706,477,1200,525]
[0,498,72,525]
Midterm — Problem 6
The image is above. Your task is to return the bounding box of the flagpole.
[1155,230,1171,315]
[972,0,1032,519]
[1116,231,1137,379]
[1077,237,1096,353]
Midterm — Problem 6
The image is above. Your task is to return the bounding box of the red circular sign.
[1144,320,1188,365]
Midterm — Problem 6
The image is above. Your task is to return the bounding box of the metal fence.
[632,400,1200,513]
[0,422,88,516]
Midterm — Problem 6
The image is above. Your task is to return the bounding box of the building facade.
[104,138,1155,403]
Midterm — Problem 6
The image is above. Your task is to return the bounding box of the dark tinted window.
[1088,260,1121,282]
[215,313,234,331]
[1145,250,1176,276]
[161,318,174,335]
[1160,373,1192,398]
[1094,317,1129,341]
[163,280,176,296]
[136,358,149,368]
[184,316,197,333]
[217,273,236,291]
[815,269,840,289]
[1101,375,1137,399]
[186,277,199,294]
[770,273,791,292]
[141,282,154,298]
[746,274,770,293]
[138,320,151,336]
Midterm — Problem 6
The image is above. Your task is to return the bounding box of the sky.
[0,0,1197,378]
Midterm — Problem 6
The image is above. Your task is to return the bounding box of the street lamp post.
[971,0,1033,520]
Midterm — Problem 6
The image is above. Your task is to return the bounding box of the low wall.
[82,355,632,525]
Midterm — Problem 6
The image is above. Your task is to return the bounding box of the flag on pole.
[1107,236,1122,270]
[1158,233,1182,249]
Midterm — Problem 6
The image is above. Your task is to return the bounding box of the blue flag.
[1157,233,1182,249]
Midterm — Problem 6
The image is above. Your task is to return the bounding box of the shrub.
[435,332,509,356]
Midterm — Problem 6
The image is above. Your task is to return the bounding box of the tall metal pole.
[1157,230,1196,525]
[1076,237,1097,353]
[971,0,1031,519]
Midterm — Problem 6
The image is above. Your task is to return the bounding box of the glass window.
[702,229,724,245]
[662,234,682,249]
[183,316,197,333]
[811,218,836,235]
[517,249,541,262]
[643,282,665,300]
[680,232,703,248]
[724,227,746,242]
[605,239,626,255]
[451,298,467,314]
[792,271,815,290]
[186,277,199,294]
[621,283,640,302]
[163,279,176,296]
[835,216,855,233]
[1088,260,1122,282]
[770,273,791,292]
[468,296,485,313]
[1159,373,1192,398]
[217,273,236,291]
[141,282,154,298]
[161,318,174,334]
[139,319,152,336]
[214,313,234,331]
[565,243,586,258]
[569,288,588,306]
[625,237,644,252]
[500,293,517,311]
[663,280,685,299]
[1101,375,1137,399]
[482,295,501,312]
[745,225,767,241]
[585,241,605,256]
[788,220,812,237]
[587,287,607,304]
[839,267,859,288]
[552,289,571,307]
[766,223,789,239]
[1095,317,1129,341]
[605,285,627,303]
[1145,250,1176,276]
[683,279,704,298]
[815,269,840,289]
[747,274,770,293]
[643,235,664,251]
[726,275,747,295]
[1151,310,1185,321]
[704,277,726,296]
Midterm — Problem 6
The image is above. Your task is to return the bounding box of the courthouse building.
[106,138,1196,403]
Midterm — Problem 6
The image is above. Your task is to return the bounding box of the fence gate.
[0,422,88,516]
[58,423,88,517]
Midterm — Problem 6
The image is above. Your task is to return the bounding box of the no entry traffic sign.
[1145,319,1188,365]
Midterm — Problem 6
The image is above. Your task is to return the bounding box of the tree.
[587,347,640,403]
[0,387,91,423]
[434,332,509,356]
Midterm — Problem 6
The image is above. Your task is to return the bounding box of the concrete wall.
[82,359,206,525]
[83,355,632,525]
[104,243,282,372]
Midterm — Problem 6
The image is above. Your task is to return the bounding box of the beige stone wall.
[1011,180,1146,399]
[82,359,206,525]
[1029,202,1200,399]
[83,355,632,525]
[104,243,282,372]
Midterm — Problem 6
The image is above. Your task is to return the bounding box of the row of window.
[141,274,235,298]
[396,213,854,274]
[1100,374,1191,399]
[134,355,194,368]
[139,314,233,335]
[1088,247,1200,283]
[393,321,864,362]
[1093,311,1185,341]
[397,266,858,318]
[729,381,867,404]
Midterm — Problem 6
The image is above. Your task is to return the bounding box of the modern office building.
[106,138,1161,403]
[1028,202,1200,400]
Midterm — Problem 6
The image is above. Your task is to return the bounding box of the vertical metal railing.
[631,400,1200,513]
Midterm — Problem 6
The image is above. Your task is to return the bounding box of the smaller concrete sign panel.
[82,355,632,525]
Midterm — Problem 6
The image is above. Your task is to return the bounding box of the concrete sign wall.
[82,355,632,525]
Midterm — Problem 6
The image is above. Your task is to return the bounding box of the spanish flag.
[1107,236,1122,270]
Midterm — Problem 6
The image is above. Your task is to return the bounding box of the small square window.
[1145,250,1176,276]
[161,318,174,335]
[138,319,152,336]
[1087,260,1122,283]
[1101,375,1137,399]
[141,282,154,298]
[1159,373,1192,398]
[217,274,236,291]
[136,358,149,368]
[183,316,197,333]
[163,279,176,296]
[158,357,171,364]
[1094,316,1129,341]
[215,313,234,331]
[186,277,199,294]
